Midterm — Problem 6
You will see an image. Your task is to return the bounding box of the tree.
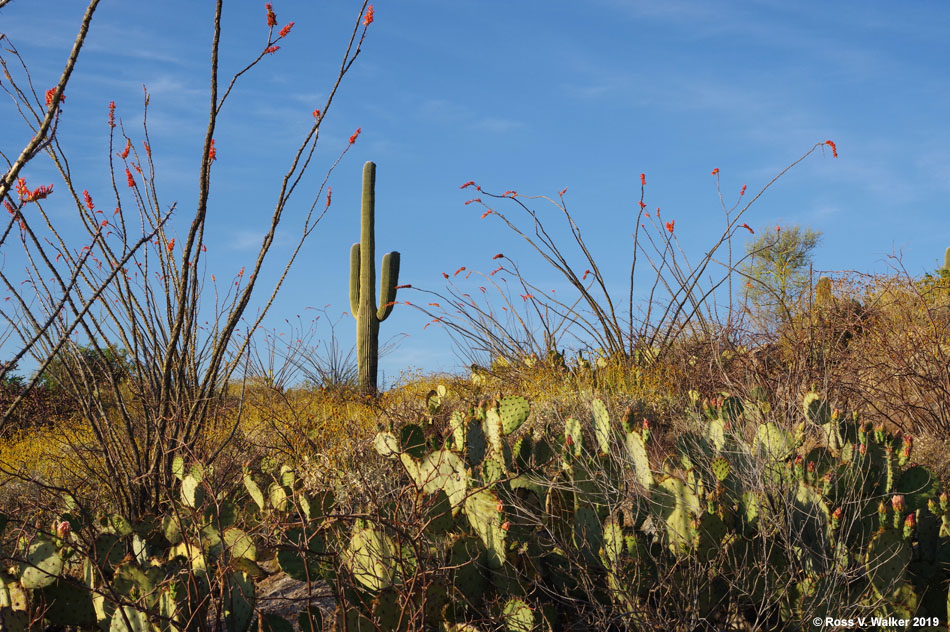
[741,225,822,326]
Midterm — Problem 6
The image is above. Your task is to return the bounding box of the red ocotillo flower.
[640,173,646,186]
[741,223,754,234]
[460,181,475,189]
[666,221,674,234]
[349,128,361,144]
[83,190,95,211]
[265,3,277,27]
[279,22,294,38]
[711,168,719,176]
[825,140,838,158]
[492,253,504,260]
[363,5,374,26]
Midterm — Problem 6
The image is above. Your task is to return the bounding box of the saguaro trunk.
[350,161,400,395]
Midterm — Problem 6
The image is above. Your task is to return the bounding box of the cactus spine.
[350,161,400,395]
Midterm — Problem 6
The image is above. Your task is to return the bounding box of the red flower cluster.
[711,168,719,176]
[279,22,294,38]
[640,173,646,186]
[665,221,674,233]
[265,3,277,27]
[459,181,475,189]
[741,223,754,234]
[16,178,54,202]
[349,127,361,144]
[108,101,116,128]
[45,88,65,108]
[126,168,135,188]
[208,139,217,162]
[83,190,95,211]
[825,139,838,158]
[120,139,131,160]
[363,5,374,26]
[264,46,280,55]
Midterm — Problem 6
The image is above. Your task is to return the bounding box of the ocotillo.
[350,161,400,395]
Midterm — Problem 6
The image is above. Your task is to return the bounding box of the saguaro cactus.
[815,276,832,307]
[350,161,400,395]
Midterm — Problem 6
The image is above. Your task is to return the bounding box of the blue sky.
[1,1,948,388]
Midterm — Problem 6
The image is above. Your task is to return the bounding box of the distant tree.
[741,225,822,325]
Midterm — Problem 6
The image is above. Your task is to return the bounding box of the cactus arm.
[377,251,400,321]
[943,246,950,273]
[349,243,361,318]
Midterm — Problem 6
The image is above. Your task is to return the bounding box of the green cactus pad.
[372,588,400,629]
[109,606,149,632]
[573,505,604,565]
[600,519,624,568]
[449,536,487,605]
[373,431,399,459]
[40,578,97,627]
[464,488,507,569]
[803,391,831,425]
[267,482,289,511]
[865,528,911,600]
[399,424,427,458]
[298,606,323,632]
[481,456,506,485]
[711,456,731,482]
[625,430,654,488]
[19,539,63,589]
[720,396,744,423]
[753,422,794,462]
[498,395,530,434]
[466,418,487,467]
[502,598,534,632]
[243,470,265,510]
[695,513,729,564]
[180,474,201,508]
[592,398,611,455]
[704,417,726,452]
[512,435,532,471]
[113,561,154,602]
[171,455,185,480]
[225,571,255,632]
[449,410,467,452]
[224,527,257,561]
[344,520,396,592]
[564,417,583,458]
[412,449,468,510]
[896,465,939,512]
[424,490,455,534]
[652,476,700,554]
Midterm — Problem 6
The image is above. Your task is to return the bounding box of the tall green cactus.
[350,161,401,395]
[941,246,950,276]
